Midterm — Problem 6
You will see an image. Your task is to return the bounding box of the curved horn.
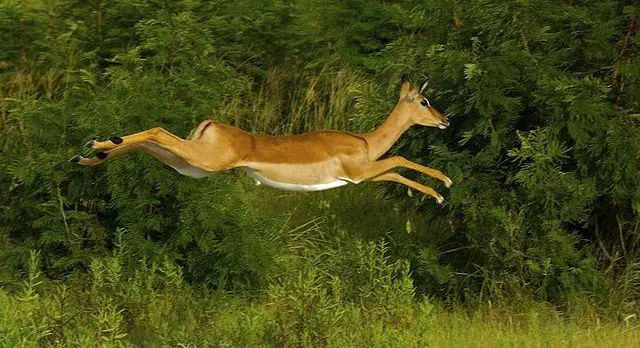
[419,81,428,93]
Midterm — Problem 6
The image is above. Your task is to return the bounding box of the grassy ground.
[2,284,639,347]
[2,234,638,347]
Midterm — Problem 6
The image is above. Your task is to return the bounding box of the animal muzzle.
[437,119,450,129]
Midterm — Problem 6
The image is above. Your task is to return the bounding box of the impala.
[69,78,453,204]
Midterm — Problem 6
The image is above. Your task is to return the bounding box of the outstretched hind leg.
[70,127,214,176]
[68,143,139,166]
[84,127,183,151]
[72,127,197,165]
[69,141,210,178]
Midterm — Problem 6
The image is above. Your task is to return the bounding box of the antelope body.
[70,79,453,203]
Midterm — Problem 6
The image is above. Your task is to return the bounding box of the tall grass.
[2,248,638,347]
[218,67,377,135]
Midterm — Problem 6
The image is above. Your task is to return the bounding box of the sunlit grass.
[2,247,637,347]
[2,282,638,347]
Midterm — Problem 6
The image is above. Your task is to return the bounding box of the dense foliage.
[1,0,639,345]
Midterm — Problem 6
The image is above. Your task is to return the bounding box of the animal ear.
[400,75,411,99]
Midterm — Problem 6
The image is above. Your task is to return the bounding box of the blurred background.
[1,0,639,346]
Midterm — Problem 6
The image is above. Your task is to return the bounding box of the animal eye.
[420,98,430,107]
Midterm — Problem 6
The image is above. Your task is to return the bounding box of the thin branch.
[614,16,637,104]
[594,216,612,263]
[439,245,478,255]
[56,184,70,235]
[488,116,497,134]
[618,214,627,257]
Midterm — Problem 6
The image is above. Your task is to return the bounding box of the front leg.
[344,156,450,204]
[370,172,444,204]
[349,156,452,187]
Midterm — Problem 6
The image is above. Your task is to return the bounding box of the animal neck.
[364,107,414,160]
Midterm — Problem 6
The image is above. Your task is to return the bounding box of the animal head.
[396,77,450,129]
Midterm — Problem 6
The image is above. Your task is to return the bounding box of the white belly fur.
[244,168,348,192]
[174,166,212,179]
[141,143,212,179]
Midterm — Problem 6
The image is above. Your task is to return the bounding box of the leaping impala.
[69,78,453,204]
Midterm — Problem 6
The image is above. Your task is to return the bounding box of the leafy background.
[1,0,639,346]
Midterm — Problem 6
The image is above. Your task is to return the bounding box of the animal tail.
[186,119,215,140]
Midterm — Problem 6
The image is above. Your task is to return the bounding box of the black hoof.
[96,152,108,160]
[109,136,123,144]
[68,155,81,163]
[84,136,98,148]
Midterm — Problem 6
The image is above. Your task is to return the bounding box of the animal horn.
[420,81,428,93]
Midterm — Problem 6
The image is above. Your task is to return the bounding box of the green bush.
[1,0,639,344]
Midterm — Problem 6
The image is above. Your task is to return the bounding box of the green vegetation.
[2,249,639,347]
[1,0,639,346]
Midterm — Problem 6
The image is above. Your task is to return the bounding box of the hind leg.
[71,127,212,170]
[69,141,210,178]
[84,127,183,151]
[68,144,137,166]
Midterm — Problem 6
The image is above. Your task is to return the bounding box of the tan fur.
[72,80,453,203]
